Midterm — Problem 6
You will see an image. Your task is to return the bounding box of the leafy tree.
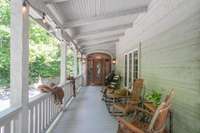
[0,0,75,88]
[0,0,11,87]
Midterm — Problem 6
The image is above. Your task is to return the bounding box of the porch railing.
[0,75,82,133]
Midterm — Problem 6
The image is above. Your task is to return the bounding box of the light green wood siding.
[116,0,200,132]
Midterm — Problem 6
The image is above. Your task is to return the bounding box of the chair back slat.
[164,89,175,106]
[148,102,171,133]
[130,79,144,101]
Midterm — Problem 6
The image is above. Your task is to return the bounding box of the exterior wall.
[116,0,200,132]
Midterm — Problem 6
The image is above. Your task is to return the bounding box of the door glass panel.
[87,60,93,82]
[96,61,101,80]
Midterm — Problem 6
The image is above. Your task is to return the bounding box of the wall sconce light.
[112,59,116,64]
[42,13,47,24]
[81,57,86,64]
[22,0,28,13]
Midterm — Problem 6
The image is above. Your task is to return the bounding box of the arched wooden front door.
[87,53,111,85]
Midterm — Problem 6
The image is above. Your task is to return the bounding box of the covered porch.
[0,0,200,133]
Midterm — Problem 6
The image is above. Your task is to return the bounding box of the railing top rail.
[0,105,21,126]
[59,80,71,87]
[74,75,83,79]
[29,80,72,106]
[29,92,51,107]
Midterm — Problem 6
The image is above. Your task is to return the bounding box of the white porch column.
[138,42,142,79]
[60,41,67,85]
[79,54,82,75]
[73,48,78,77]
[10,0,29,133]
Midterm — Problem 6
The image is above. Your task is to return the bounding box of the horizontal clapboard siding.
[116,0,200,132]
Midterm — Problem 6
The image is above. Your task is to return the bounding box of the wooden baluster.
[29,108,34,133]
[4,121,11,133]
[40,101,44,132]
[47,97,50,126]
[44,99,47,130]
[34,105,38,133]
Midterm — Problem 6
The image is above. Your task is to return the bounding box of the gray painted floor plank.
[52,86,118,133]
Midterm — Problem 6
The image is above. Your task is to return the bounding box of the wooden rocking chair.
[111,79,144,116]
[117,101,171,133]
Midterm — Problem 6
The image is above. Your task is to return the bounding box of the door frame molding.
[86,53,112,85]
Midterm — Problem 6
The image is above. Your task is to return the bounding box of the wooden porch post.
[60,40,67,85]
[10,0,29,133]
[73,48,78,77]
[138,42,142,79]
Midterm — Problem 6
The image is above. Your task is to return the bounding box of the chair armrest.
[134,106,153,116]
[117,117,144,133]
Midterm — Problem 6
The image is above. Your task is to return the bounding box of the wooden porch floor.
[52,86,117,133]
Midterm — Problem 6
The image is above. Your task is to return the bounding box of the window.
[128,53,133,87]
[133,51,139,80]
[124,49,139,88]
[124,55,128,87]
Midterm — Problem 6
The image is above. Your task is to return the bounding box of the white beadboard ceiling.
[30,0,152,56]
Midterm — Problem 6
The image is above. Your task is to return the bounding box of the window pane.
[128,53,132,87]
[133,51,138,80]
[124,55,127,86]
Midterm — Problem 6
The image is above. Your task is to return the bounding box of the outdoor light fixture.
[42,13,47,24]
[22,0,28,13]
[112,59,116,64]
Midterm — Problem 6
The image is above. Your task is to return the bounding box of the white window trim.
[123,48,139,89]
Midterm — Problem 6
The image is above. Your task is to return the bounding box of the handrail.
[0,105,21,126]
[29,92,51,107]
[0,78,82,133]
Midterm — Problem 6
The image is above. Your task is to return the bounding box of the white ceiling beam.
[82,46,115,51]
[78,33,125,43]
[83,47,116,55]
[80,40,119,47]
[75,30,125,40]
[44,0,70,4]
[63,5,148,28]
[79,38,120,46]
[50,0,70,3]
[81,43,115,49]
[74,23,132,39]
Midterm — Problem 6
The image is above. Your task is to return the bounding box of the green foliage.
[66,49,74,77]
[0,0,11,87]
[145,89,162,106]
[29,19,61,83]
[0,0,75,87]
[0,0,10,26]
